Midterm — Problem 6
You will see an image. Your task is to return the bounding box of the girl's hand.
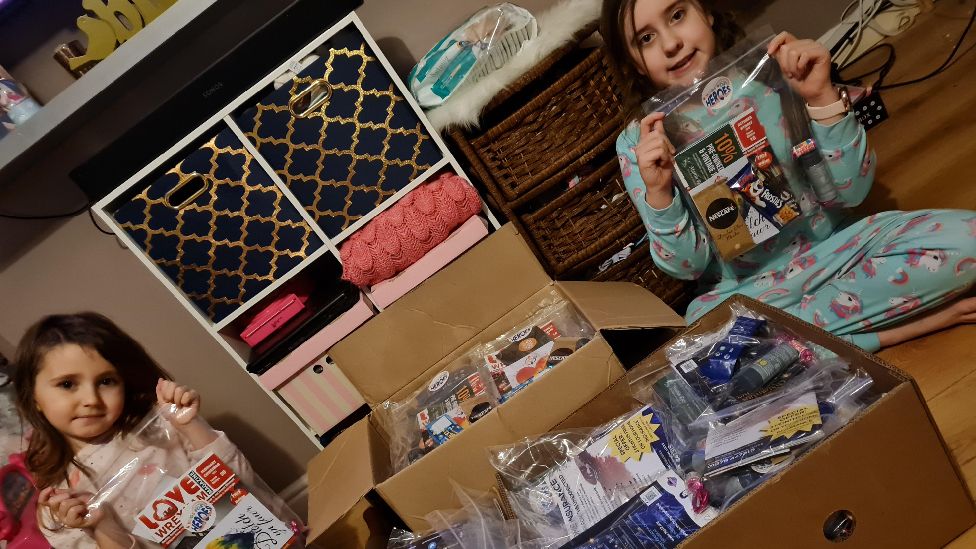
[38,487,102,529]
[157,379,200,425]
[768,32,838,107]
[636,112,676,210]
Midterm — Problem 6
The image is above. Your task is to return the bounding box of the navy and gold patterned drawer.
[112,128,324,323]
[236,25,443,239]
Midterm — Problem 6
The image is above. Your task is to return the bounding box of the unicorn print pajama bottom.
[687,210,976,352]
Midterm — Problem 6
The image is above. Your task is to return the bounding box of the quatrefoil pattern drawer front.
[236,25,443,239]
[112,129,324,323]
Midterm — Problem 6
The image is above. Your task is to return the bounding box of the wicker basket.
[445,21,692,310]
[521,155,641,276]
[463,45,625,203]
[587,225,692,312]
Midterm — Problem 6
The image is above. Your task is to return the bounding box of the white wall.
[357,0,856,77]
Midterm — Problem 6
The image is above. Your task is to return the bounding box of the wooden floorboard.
[929,369,976,470]
[949,455,976,549]
[842,1,976,545]
[882,327,976,547]
[878,326,976,400]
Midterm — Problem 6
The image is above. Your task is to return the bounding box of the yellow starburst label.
[608,412,661,463]
[762,404,822,441]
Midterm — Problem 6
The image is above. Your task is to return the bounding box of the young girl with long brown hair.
[603,0,976,351]
[13,312,263,548]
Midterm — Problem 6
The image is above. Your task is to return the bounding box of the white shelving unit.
[92,12,499,448]
[0,0,220,180]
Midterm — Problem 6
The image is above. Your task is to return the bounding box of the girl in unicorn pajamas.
[603,0,976,351]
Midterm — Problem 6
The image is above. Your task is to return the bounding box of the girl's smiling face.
[33,344,125,450]
[625,0,717,89]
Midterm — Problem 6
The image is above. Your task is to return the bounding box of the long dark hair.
[13,312,172,489]
[601,0,744,117]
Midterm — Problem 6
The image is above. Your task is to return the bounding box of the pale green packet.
[409,3,537,107]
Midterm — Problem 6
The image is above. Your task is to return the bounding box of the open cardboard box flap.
[516,294,976,548]
[556,280,684,330]
[330,224,684,408]
[309,224,688,539]
[329,223,548,408]
[306,418,381,541]
[375,336,629,526]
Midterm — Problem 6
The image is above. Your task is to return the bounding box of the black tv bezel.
[71,0,363,203]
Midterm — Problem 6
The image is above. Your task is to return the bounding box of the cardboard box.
[508,295,976,548]
[306,224,685,543]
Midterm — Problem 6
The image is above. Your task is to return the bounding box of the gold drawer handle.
[164,172,213,209]
[288,78,333,118]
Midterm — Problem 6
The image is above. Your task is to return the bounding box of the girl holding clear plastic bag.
[603,0,976,353]
[12,313,299,548]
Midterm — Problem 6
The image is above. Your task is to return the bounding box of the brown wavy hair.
[13,312,172,489]
[601,0,745,117]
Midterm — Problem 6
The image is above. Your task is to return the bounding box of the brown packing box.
[306,224,685,543]
[503,295,976,548]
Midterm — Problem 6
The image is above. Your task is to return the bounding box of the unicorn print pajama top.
[617,84,976,352]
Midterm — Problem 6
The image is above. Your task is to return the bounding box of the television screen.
[0,0,27,20]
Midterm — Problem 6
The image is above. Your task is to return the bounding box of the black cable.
[830,1,896,59]
[0,201,119,237]
[837,43,897,86]
[0,202,90,220]
[877,3,976,90]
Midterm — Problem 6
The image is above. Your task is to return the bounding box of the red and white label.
[133,454,238,547]
[731,109,767,154]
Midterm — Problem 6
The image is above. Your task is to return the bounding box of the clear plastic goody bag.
[408,3,538,107]
[644,32,836,260]
[84,405,303,548]
[380,297,595,474]
[380,356,500,474]
[489,404,680,544]
[387,482,548,549]
[474,300,595,403]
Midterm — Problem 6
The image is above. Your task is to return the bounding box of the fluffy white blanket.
[426,0,602,131]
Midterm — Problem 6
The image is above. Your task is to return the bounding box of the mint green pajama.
[616,84,976,352]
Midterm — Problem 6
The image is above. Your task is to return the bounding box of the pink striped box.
[258,293,374,391]
[276,357,365,435]
[367,216,489,309]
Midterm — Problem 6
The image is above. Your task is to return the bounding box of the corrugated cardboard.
[501,295,976,548]
[306,225,685,543]
[331,223,553,408]
[306,418,384,542]
[376,336,625,527]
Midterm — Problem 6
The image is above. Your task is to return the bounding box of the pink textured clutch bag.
[340,173,482,287]
[240,292,309,348]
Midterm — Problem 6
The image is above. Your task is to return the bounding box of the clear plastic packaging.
[675,358,845,473]
[381,298,594,473]
[489,404,679,544]
[474,301,595,403]
[408,4,538,107]
[387,483,548,549]
[627,300,879,513]
[380,357,500,473]
[562,471,718,549]
[632,302,825,419]
[84,405,303,548]
[643,31,833,261]
[389,528,460,548]
[696,363,875,510]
